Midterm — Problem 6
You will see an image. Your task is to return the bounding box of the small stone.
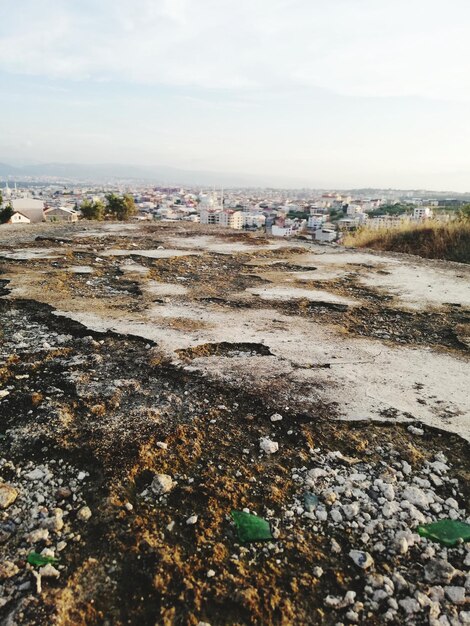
[259,437,279,454]
[398,597,420,614]
[39,563,60,578]
[151,474,174,495]
[444,586,466,605]
[77,471,86,481]
[407,425,424,436]
[77,506,92,521]
[156,442,168,450]
[331,539,342,554]
[0,483,18,509]
[270,413,283,422]
[55,486,72,500]
[424,559,458,584]
[313,566,323,578]
[166,521,175,532]
[25,468,45,481]
[343,502,360,519]
[0,561,19,580]
[349,550,374,569]
[186,515,198,525]
[395,536,409,555]
[207,569,216,578]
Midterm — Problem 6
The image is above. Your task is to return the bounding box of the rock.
[407,425,424,436]
[270,413,283,422]
[398,597,420,614]
[331,509,343,523]
[349,550,374,569]
[39,563,60,578]
[77,471,86,481]
[0,483,18,509]
[313,566,323,578]
[26,528,50,543]
[444,586,466,604]
[151,474,174,495]
[0,561,19,580]
[424,559,458,585]
[401,486,432,509]
[207,569,216,578]
[55,486,72,500]
[394,535,409,555]
[343,502,360,519]
[77,506,92,521]
[186,515,198,525]
[156,442,168,450]
[331,539,341,553]
[259,437,279,454]
[459,612,470,624]
[25,468,45,481]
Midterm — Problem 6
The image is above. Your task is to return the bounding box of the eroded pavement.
[0,221,469,625]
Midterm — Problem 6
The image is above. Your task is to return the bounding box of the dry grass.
[344,219,470,263]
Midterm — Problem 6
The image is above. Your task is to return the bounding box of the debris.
[39,563,60,578]
[231,510,273,543]
[303,492,319,512]
[27,552,59,568]
[151,473,174,495]
[77,505,92,521]
[417,519,470,547]
[259,437,279,454]
[0,483,18,509]
[349,550,374,569]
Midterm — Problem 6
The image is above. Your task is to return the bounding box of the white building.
[218,210,244,229]
[10,199,45,223]
[271,225,293,237]
[413,207,433,220]
[314,228,337,242]
[307,215,326,229]
[7,212,31,224]
[242,213,266,228]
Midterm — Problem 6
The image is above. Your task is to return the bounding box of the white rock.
[207,569,216,578]
[459,612,470,624]
[331,539,342,554]
[331,509,343,523]
[313,566,323,578]
[343,502,360,519]
[151,474,174,495]
[259,437,279,454]
[395,536,409,555]
[186,515,198,525]
[39,563,60,578]
[445,497,459,510]
[444,586,466,604]
[25,468,45,481]
[349,550,374,569]
[270,413,283,422]
[77,506,92,521]
[402,486,432,508]
[156,442,168,450]
[77,471,86,481]
[407,425,424,436]
[398,597,420,614]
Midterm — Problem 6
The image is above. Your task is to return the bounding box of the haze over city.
[1,0,470,190]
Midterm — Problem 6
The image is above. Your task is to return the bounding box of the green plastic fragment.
[231,510,273,543]
[304,492,319,512]
[417,519,470,547]
[27,552,59,567]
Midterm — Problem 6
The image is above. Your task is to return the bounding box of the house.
[10,199,45,223]
[272,225,293,237]
[314,228,337,242]
[44,207,79,222]
[7,212,31,224]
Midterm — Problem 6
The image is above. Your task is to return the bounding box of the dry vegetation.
[344,219,470,264]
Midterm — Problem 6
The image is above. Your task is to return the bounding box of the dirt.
[0,221,469,625]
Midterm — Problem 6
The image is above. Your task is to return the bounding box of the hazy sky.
[1,0,470,189]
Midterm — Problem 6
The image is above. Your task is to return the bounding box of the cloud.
[0,0,469,100]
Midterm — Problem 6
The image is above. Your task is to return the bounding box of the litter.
[27,552,59,567]
[231,510,273,543]
[304,492,320,512]
[417,519,470,547]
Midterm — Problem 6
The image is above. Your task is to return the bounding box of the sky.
[0,0,470,190]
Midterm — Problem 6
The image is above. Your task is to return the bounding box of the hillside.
[345,220,470,264]
[0,221,469,625]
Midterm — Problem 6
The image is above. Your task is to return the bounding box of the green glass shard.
[231,510,273,543]
[417,519,470,547]
[304,492,319,512]
[27,552,59,567]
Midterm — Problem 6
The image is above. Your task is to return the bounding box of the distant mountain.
[0,161,300,188]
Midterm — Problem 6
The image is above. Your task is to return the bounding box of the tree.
[80,199,105,220]
[0,189,3,206]
[105,193,137,220]
[0,203,14,224]
[458,203,470,221]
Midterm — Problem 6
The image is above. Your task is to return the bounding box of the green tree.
[105,193,137,220]
[0,189,3,206]
[80,199,105,220]
[458,203,470,221]
[0,203,14,224]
